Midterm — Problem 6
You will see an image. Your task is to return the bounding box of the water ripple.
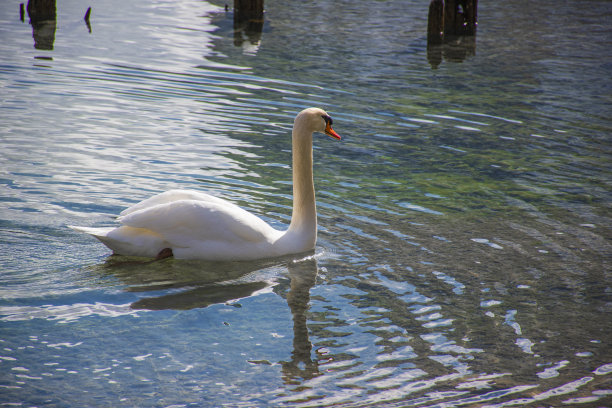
[0,302,142,323]
[1,0,610,406]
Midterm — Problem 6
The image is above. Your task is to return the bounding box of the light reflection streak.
[0,302,143,323]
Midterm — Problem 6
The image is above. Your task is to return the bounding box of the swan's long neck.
[286,118,317,248]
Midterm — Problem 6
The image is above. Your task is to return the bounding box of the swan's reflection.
[99,255,285,303]
[280,257,319,382]
[98,253,320,381]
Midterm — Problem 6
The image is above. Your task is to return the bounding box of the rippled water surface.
[1,0,611,406]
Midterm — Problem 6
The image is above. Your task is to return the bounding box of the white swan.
[70,107,341,260]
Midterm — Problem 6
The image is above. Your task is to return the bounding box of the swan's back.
[119,189,230,216]
[73,189,283,260]
[119,196,280,245]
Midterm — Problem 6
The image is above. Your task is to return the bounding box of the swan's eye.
[321,115,333,126]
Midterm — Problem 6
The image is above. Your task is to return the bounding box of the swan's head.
[296,107,341,140]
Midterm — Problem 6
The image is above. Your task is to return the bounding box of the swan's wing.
[120,189,228,217]
[118,199,279,246]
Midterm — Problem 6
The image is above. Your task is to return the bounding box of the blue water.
[1,0,611,406]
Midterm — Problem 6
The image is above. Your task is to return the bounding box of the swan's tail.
[69,225,119,251]
[69,225,114,238]
[69,225,166,258]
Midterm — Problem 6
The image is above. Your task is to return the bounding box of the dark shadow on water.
[131,280,270,310]
[97,252,307,295]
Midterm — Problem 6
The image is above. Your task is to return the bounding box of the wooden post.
[427,0,444,68]
[26,0,56,50]
[427,0,444,44]
[234,0,264,24]
[444,0,477,36]
[233,0,264,47]
[26,0,55,22]
[427,0,477,67]
[462,0,477,36]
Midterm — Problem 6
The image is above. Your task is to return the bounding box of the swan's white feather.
[118,195,281,245]
[119,189,229,217]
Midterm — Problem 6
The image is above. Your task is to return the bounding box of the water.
[1,0,611,406]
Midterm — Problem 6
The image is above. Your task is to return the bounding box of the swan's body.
[70,108,341,260]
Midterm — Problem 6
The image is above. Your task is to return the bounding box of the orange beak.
[325,122,341,140]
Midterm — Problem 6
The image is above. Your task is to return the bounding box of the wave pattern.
[1,0,611,406]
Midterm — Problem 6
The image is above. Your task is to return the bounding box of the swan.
[70,107,341,260]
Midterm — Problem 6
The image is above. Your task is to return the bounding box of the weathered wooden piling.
[428,0,477,40]
[427,0,477,68]
[234,0,264,25]
[26,0,56,50]
[444,0,477,36]
[26,0,55,23]
[233,0,264,47]
[427,0,444,45]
